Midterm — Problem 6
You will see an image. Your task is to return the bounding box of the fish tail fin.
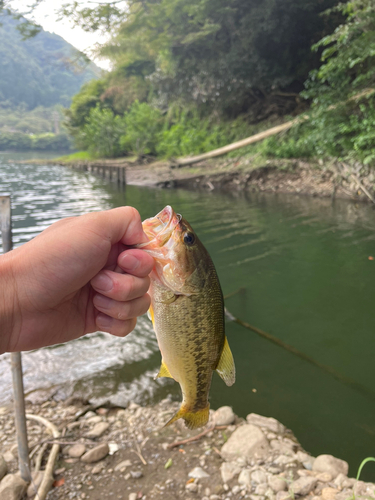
[164,403,210,430]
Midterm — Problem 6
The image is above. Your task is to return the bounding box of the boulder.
[81,443,109,463]
[221,424,270,462]
[246,414,285,434]
[312,455,349,478]
[0,474,27,500]
[213,406,236,426]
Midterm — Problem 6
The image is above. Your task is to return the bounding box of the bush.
[77,106,127,158]
[120,101,163,156]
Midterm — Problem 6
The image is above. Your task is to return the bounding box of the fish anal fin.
[147,304,155,325]
[164,403,210,430]
[155,359,174,380]
[216,336,236,386]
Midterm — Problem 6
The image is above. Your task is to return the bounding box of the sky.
[9,0,110,68]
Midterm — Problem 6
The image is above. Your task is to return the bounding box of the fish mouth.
[138,206,181,247]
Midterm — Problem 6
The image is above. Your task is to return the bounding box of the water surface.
[1,154,375,478]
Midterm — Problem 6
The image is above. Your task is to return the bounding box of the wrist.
[0,251,21,353]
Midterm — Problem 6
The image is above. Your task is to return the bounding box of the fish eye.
[183,232,195,246]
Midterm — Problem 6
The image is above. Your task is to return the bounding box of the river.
[1,152,375,477]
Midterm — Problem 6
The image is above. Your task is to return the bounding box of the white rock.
[0,455,8,481]
[214,406,236,426]
[238,470,252,486]
[0,474,27,500]
[246,414,285,434]
[291,476,318,496]
[296,451,315,470]
[188,467,209,479]
[252,470,267,484]
[312,455,349,478]
[232,485,241,494]
[268,476,287,493]
[316,472,332,483]
[129,494,137,500]
[220,462,242,483]
[333,473,346,488]
[115,459,132,472]
[321,487,338,500]
[221,425,270,462]
[85,422,110,438]
[82,411,96,419]
[270,440,294,456]
[2,452,15,464]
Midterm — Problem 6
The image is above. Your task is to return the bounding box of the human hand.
[0,207,154,353]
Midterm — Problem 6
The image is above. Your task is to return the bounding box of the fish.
[137,205,235,430]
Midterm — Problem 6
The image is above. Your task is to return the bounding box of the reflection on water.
[1,154,375,477]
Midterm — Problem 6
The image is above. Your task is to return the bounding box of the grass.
[54,151,94,162]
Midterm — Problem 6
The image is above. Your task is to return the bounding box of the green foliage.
[77,106,127,158]
[0,11,100,110]
[293,0,375,164]
[0,131,72,151]
[120,101,163,156]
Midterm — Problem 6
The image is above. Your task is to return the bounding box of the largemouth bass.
[138,205,235,430]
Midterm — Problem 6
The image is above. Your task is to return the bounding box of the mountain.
[0,13,101,110]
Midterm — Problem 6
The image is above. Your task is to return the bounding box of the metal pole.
[0,195,31,482]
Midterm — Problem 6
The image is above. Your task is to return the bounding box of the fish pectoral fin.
[155,359,174,380]
[164,403,210,430]
[147,304,155,326]
[216,336,236,387]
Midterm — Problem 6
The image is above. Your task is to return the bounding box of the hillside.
[0,12,100,110]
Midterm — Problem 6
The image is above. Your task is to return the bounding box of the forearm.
[0,251,21,354]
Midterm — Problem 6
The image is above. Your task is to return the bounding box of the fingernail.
[93,294,111,310]
[91,273,112,292]
[96,313,113,329]
[120,253,139,271]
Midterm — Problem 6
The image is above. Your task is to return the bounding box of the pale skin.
[0,207,154,355]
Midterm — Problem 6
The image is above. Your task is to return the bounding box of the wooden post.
[0,195,31,483]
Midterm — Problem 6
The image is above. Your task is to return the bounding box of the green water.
[1,157,375,478]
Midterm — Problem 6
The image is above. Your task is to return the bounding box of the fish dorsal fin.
[155,359,174,380]
[216,336,236,386]
[147,304,155,325]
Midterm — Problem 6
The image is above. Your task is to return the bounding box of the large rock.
[246,414,285,434]
[221,424,270,461]
[213,406,236,426]
[220,462,242,483]
[312,455,349,478]
[0,474,28,500]
[0,455,8,480]
[291,476,318,496]
[85,422,110,438]
[81,443,109,463]
[238,470,252,487]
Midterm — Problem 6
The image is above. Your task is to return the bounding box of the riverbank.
[0,398,373,500]
[51,155,375,203]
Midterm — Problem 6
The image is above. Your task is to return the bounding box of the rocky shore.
[1,399,373,500]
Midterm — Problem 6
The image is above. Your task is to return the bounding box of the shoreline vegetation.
[1,398,374,499]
